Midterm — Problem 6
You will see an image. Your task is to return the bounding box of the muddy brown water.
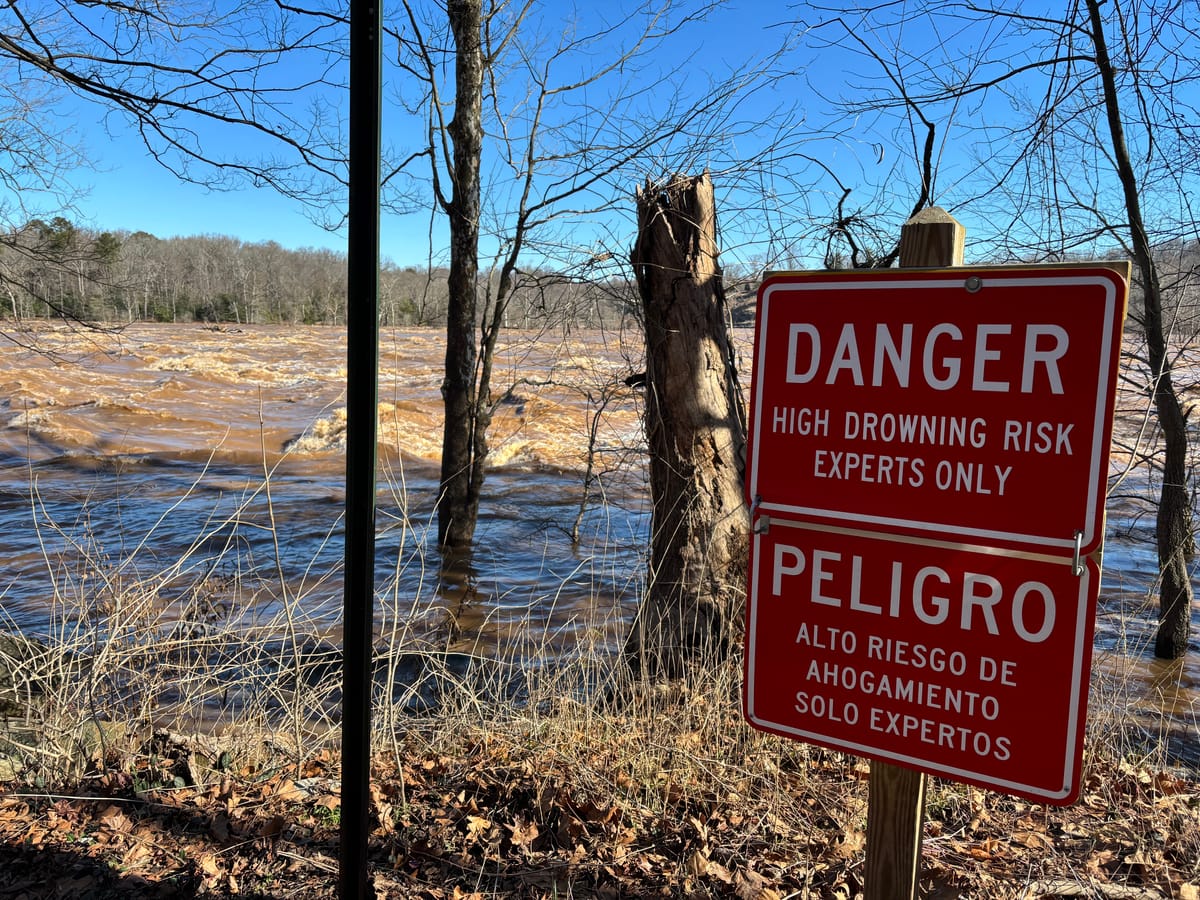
[0,323,1196,759]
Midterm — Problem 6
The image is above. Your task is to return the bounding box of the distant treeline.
[0,218,675,328]
[15,217,1195,336]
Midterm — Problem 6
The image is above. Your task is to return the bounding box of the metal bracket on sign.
[751,495,769,534]
[1071,530,1084,576]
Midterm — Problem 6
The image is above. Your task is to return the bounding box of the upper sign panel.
[746,267,1128,555]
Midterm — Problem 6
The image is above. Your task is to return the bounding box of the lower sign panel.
[743,520,1097,804]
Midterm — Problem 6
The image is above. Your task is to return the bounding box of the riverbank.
[1,322,1198,896]
[1,649,1197,899]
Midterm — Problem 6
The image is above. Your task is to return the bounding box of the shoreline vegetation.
[0,638,1197,898]
[0,321,1197,898]
[0,525,1197,899]
[0,224,759,331]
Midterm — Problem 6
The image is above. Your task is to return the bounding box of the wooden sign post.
[741,207,1128,898]
[863,208,963,900]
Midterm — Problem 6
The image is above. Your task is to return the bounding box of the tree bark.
[1085,0,1193,659]
[625,173,749,678]
[438,0,485,550]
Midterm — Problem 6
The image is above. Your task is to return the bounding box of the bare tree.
[391,0,784,550]
[625,172,748,677]
[0,0,350,337]
[792,0,1199,659]
[1081,0,1193,660]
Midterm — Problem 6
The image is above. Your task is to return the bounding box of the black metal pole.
[340,0,381,895]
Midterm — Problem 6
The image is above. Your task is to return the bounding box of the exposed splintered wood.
[626,172,749,679]
[897,206,965,267]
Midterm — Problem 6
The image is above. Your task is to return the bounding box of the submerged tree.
[625,172,748,677]
[391,0,782,549]
[1080,0,1193,660]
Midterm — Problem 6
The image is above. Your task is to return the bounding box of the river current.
[0,323,1196,754]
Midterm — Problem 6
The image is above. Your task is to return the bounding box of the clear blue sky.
[80,149,345,251]
[55,0,792,268]
[29,1,1185,268]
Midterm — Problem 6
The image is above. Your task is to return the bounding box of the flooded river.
[0,323,1196,755]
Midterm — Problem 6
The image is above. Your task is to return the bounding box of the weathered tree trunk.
[437,0,485,550]
[1085,0,1193,659]
[625,173,749,678]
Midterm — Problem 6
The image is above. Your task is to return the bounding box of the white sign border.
[748,272,1122,553]
[743,518,1093,803]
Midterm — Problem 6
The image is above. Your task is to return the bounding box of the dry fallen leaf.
[1013,830,1055,850]
[97,803,132,833]
[707,859,734,884]
[198,852,221,879]
[833,829,866,860]
[508,817,539,851]
[122,840,153,869]
[465,814,493,842]
[1086,848,1116,875]
[259,815,285,841]
[209,812,231,842]
[272,779,304,802]
[735,867,782,900]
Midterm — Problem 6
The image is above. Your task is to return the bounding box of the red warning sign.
[745,521,1096,803]
[742,265,1128,804]
[745,267,1127,555]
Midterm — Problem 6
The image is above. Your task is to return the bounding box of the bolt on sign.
[742,265,1128,804]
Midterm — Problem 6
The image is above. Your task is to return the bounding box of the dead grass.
[1,591,1198,899]
[0,351,1198,896]
[0,663,1197,898]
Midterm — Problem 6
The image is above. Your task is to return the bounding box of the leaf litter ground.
[0,694,1197,899]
